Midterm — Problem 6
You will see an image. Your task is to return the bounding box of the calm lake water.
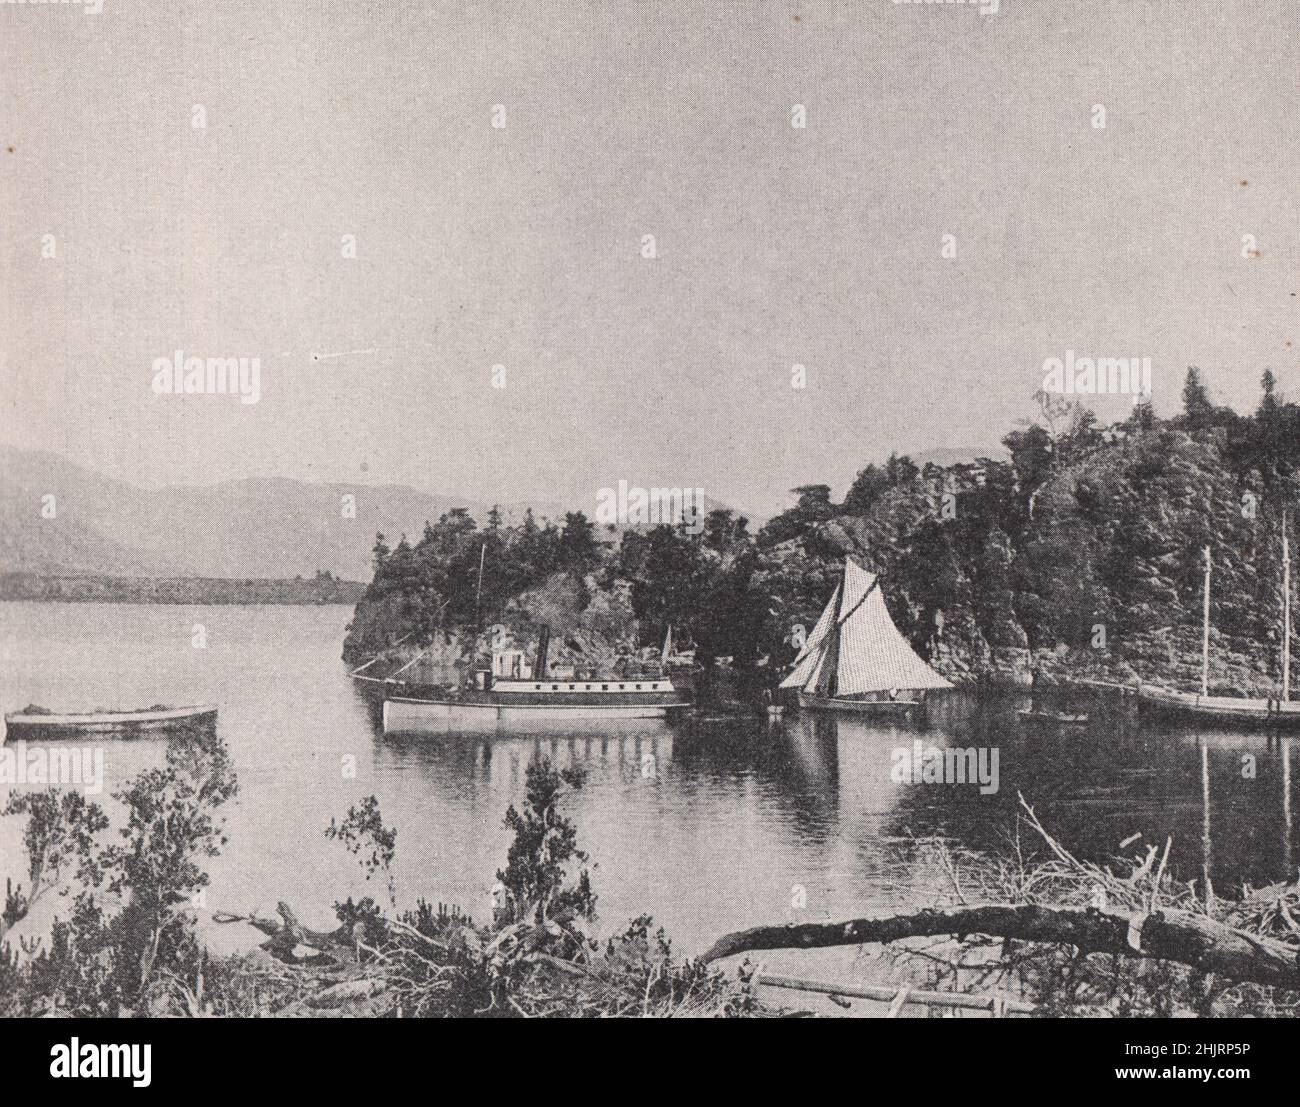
[2,602,1297,964]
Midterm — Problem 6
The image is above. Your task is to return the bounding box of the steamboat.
[376,626,689,732]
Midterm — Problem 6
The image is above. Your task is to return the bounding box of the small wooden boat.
[781,557,951,720]
[796,692,919,718]
[3,703,218,738]
[1018,708,1089,727]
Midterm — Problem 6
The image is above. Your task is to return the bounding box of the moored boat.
[362,545,693,732]
[3,703,218,739]
[796,691,919,718]
[1017,707,1089,727]
[383,676,689,731]
[780,557,952,719]
[1137,520,1298,730]
[1135,685,1300,730]
[380,624,690,732]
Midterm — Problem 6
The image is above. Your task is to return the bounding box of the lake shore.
[0,573,366,606]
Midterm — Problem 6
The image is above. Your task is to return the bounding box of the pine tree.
[1182,366,1213,428]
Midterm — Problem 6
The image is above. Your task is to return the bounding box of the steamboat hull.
[383,695,687,731]
[382,674,689,732]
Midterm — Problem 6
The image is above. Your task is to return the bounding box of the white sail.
[780,582,841,690]
[805,633,835,693]
[835,560,952,694]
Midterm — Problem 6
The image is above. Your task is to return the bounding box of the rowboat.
[796,692,919,718]
[781,557,952,720]
[1017,708,1089,727]
[3,703,218,739]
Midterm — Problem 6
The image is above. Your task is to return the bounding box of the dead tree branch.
[700,904,1300,990]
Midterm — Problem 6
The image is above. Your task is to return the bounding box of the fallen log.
[700,904,1300,990]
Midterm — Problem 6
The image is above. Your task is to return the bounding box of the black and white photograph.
[1,0,1297,1079]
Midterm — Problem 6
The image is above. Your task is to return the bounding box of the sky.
[2,0,1297,518]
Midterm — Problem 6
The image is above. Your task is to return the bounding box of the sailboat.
[780,557,952,717]
[1137,516,1300,729]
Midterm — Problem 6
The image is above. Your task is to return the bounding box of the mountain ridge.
[0,447,769,583]
[0,446,567,581]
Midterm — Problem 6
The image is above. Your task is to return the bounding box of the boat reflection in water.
[368,687,1300,946]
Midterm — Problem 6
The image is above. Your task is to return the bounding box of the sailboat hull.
[795,692,921,718]
[1137,687,1300,730]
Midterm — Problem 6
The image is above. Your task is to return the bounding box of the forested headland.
[344,370,1300,700]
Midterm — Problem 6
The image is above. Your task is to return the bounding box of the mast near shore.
[1284,513,1292,702]
[1201,545,1212,698]
[474,543,486,622]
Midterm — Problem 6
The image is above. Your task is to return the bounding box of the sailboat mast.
[474,542,486,624]
[824,558,849,697]
[1284,512,1292,702]
[1201,545,1212,698]
[471,543,488,674]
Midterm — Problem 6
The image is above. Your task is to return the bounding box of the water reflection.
[832,694,1298,895]
[366,686,1300,929]
[2,603,1296,960]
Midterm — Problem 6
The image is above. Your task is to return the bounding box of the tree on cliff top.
[757,484,837,548]
[559,512,599,573]
[1183,366,1213,426]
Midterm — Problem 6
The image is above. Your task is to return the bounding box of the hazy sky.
[2,0,1297,517]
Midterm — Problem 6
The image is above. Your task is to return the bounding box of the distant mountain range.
[0,447,567,582]
[0,448,768,583]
